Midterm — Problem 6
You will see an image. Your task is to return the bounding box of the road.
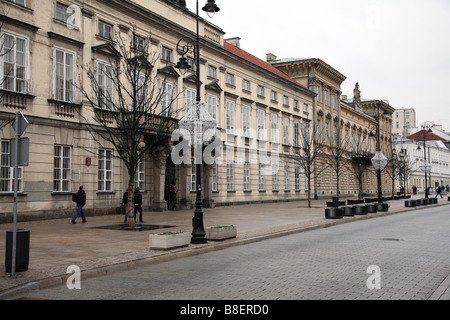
[8,205,450,301]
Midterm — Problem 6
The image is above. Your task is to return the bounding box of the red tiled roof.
[223,41,306,89]
[407,130,444,141]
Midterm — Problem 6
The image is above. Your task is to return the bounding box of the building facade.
[392,107,416,138]
[0,0,316,221]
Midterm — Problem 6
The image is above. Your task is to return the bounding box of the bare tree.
[78,29,180,227]
[291,121,323,208]
[350,131,372,199]
[322,119,350,198]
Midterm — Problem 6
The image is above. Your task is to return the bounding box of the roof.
[407,130,446,142]
[223,41,308,90]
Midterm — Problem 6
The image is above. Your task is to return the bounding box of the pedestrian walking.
[134,186,144,223]
[71,186,87,224]
[435,185,443,199]
[168,181,178,210]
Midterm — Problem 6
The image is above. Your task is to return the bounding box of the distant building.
[392,108,416,137]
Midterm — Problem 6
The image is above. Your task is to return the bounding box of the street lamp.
[369,101,389,203]
[176,1,220,244]
[416,121,434,198]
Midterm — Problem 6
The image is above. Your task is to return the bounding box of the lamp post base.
[191,198,207,244]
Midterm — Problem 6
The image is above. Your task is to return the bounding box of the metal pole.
[191,0,207,244]
[376,104,382,203]
[423,130,428,198]
[11,112,19,277]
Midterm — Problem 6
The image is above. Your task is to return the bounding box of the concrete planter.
[367,204,378,213]
[354,205,368,215]
[342,206,355,217]
[377,203,389,212]
[149,231,190,250]
[206,225,237,241]
[405,200,416,207]
[325,208,343,219]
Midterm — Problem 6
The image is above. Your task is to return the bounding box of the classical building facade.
[269,58,395,198]
[0,0,315,221]
[392,107,416,138]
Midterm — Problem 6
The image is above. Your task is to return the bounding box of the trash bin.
[5,229,30,273]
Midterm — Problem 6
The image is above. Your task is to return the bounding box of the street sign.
[10,137,30,167]
[11,111,28,137]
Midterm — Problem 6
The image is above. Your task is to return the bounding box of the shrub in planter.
[206,225,237,241]
[342,206,355,217]
[325,207,343,219]
[377,202,389,212]
[367,203,378,213]
[354,205,368,215]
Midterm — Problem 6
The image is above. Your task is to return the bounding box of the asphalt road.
[8,205,450,302]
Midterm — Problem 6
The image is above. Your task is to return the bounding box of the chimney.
[341,94,348,100]
[266,53,277,62]
[225,37,241,48]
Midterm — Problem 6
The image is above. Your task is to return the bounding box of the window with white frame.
[1,31,29,93]
[133,34,145,52]
[303,103,309,113]
[135,72,147,110]
[208,65,217,78]
[242,105,251,137]
[284,165,289,191]
[293,121,300,147]
[212,162,218,192]
[134,156,145,191]
[207,94,218,120]
[185,87,196,114]
[53,145,71,192]
[283,95,289,106]
[96,60,114,110]
[8,0,26,7]
[226,100,235,134]
[56,2,79,28]
[282,117,290,145]
[243,162,250,191]
[98,148,113,191]
[54,47,76,103]
[257,109,266,140]
[160,80,174,117]
[271,90,277,101]
[258,163,265,191]
[186,57,196,72]
[190,164,196,191]
[226,73,234,86]
[272,164,278,191]
[1,140,23,193]
[242,79,250,91]
[294,100,299,110]
[227,161,234,191]
[324,90,329,106]
[98,20,112,39]
[331,95,337,110]
[257,85,264,97]
[271,113,278,144]
[295,167,300,191]
[161,47,172,62]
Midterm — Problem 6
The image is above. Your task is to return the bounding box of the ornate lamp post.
[175,0,220,244]
[416,121,434,198]
[369,101,388,203]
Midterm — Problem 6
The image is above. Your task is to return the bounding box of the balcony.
[0,87,35,110]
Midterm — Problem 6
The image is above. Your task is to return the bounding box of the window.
[160,80,174,117]
[97,60,114,110]
[303,103,309,113]
[293,121,300,147]
[272,164,278,191]
[294,167,300,191]
[134,156,145,191]
[257,109,266,140]
[161,47,172,62]
[208,66,217,78]
[98,149,113,191]
[1,32,28,93]
[185,87,196,114]
[283,95,289,106]
[207,94,218,120]
[54,47,76,102]
[294,100,299,110]
[284,165,289,191]
[242,105,251,137]
[53,145,71,192]
[226,73,234,86]
[135,73,147,110]
[242,79,250,91]
[1,140,23,193]
[98,20,113,39]
[258,164,265,191]
[133,34,145,51]
[227,161,234,191]
[212,163,218,192]
[331,95,336,110]
[187,57,196,72]
[8,0,26,6]
[243,162,250,191]
[271,90,277,101]
[190,164,196,191]
[324,90,329,106]
[226,100,235,134]
[257,85,264,97]
[56,2,79,28]
[283,117,290,145]
[271,113,278,144]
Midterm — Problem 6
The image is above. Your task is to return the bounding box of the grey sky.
[193,0,450,131]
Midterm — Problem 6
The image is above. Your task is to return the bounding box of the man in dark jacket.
[133,186,144,223]
[71,186,87,224]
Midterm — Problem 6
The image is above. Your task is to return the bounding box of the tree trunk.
[127,180,135,228]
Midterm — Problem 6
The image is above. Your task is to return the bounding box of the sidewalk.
[1,193,449,298]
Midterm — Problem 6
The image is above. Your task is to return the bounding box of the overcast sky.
[192,0,450,131]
